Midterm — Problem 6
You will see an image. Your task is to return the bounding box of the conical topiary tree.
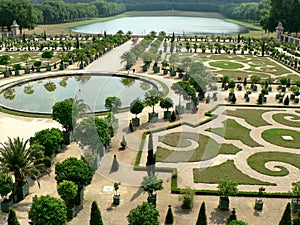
[8,208,20,225]
[146,133,156,176]
[196,202,207,225]
[278,202,292,225]
[90,201,103,225]
[165,205,174,224]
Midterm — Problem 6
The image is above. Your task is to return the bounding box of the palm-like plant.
[0,137,46,195]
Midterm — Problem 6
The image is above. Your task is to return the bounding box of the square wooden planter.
[148,112,158,122]
[1,197,14,212]
[113,195,120,205]
[14,182,29,203]
[67,204,76,219]
[63,132,72,145]
[163,111,172,119]
[255,199,263,210]
[46,65,51,71]
[219,197,229,210]
[132,117,140,126]
[175,105,184,114]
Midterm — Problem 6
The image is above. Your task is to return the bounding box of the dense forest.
[1,0,299,34]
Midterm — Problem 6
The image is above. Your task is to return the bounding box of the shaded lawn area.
[156,132,241,162]
[272,113,300,128]
[206,119,262,147]
[247,152,300,176]
[193,160,274,185]
[262,129,300,149]
[213,70,270,81]
[225,109,272,127]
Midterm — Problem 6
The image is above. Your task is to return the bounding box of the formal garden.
[0,27,300,225]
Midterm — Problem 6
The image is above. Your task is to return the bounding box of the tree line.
[1,0,299,34]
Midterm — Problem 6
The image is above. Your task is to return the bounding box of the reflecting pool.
[73,16,248,35]
[0,74,155,114]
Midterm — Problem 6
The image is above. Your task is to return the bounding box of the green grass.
[247,152,300,176]
[209,61,244,70]
[207,119,262,147]
[156,132,241,162]
[193,160,274,185]
[272,113,300,128]
[262,129,300,149]
[225,109,271,127]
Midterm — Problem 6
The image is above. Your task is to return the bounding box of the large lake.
[73,16,248,35]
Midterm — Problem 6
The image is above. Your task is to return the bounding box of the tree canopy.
[127,202,159,225]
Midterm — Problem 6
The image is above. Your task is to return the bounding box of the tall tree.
[0,137,45,197]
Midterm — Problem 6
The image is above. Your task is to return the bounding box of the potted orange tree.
[57,180,78,219]
[113,182,121,205]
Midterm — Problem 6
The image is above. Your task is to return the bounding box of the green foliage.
[278,202,292,225]
[33,61,41,67]
[141,175,163,197]
[227,220,248,225]
[55,157,94,189]
[196,202,207,225]
[127,202,159,225]
[217,179,238,197]
[90,201,103,225]
[30,128,63,155]
[29,195,67,225]
[284,95,290,105]
[57,180,78,205]
[292,181,300,197]
[160,97,173,111]
[105,96,122,112]
[144,89,163,114]
[0,55,10,70]
[8,208,20,225]
[41,50,54,60]
[0,137,46,193]
[52,98,79,133]
[0,174,13,198]
[74,116,111,150]
[130,98,144,117]
[179,187,194,209]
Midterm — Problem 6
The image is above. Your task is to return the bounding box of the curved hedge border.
[133,104,300,198]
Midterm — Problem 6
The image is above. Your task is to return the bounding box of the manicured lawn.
[247,152,300,176]
[193,160,274,185]
[272,113,300,128]
[156,132,241,162]
[209,61,244,70]
[206,119,262,147]
[262,128,300,149]
[225,109,272,127]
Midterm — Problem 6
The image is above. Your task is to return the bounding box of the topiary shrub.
[279,202,292,225]
[29,195,67,225]
[165,205,174,224]
[7,208,20,225]
[90,201,103,225]
[196,202,207,225]
[170,110,176,121]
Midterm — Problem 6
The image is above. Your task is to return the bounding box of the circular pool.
[0,73,159,114]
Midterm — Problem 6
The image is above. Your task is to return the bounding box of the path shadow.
[130,187,144,202]
[253,209,262,217]
[209,208,230,225]
[174,205,193,215]
[106,203,117,211]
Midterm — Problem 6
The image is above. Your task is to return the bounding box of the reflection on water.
[0,75,154,113]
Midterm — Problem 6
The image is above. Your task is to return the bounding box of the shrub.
[165,205,174,224]
[196,202,207,225]
[127,202,159,225]
[90,201,103,225]
[170,110,176,121]
[278,202,292,225]
[0,174,13,199]
[179,187,194,209]
[7,208,20,225]
[57,180,78,206]
[29,195,67,225]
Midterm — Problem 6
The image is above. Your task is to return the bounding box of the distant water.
[73,16,248,35]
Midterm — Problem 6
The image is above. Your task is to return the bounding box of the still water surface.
[73,16,248,35]
[0,75,153,114]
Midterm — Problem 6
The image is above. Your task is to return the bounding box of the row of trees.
[0,0,126,31]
